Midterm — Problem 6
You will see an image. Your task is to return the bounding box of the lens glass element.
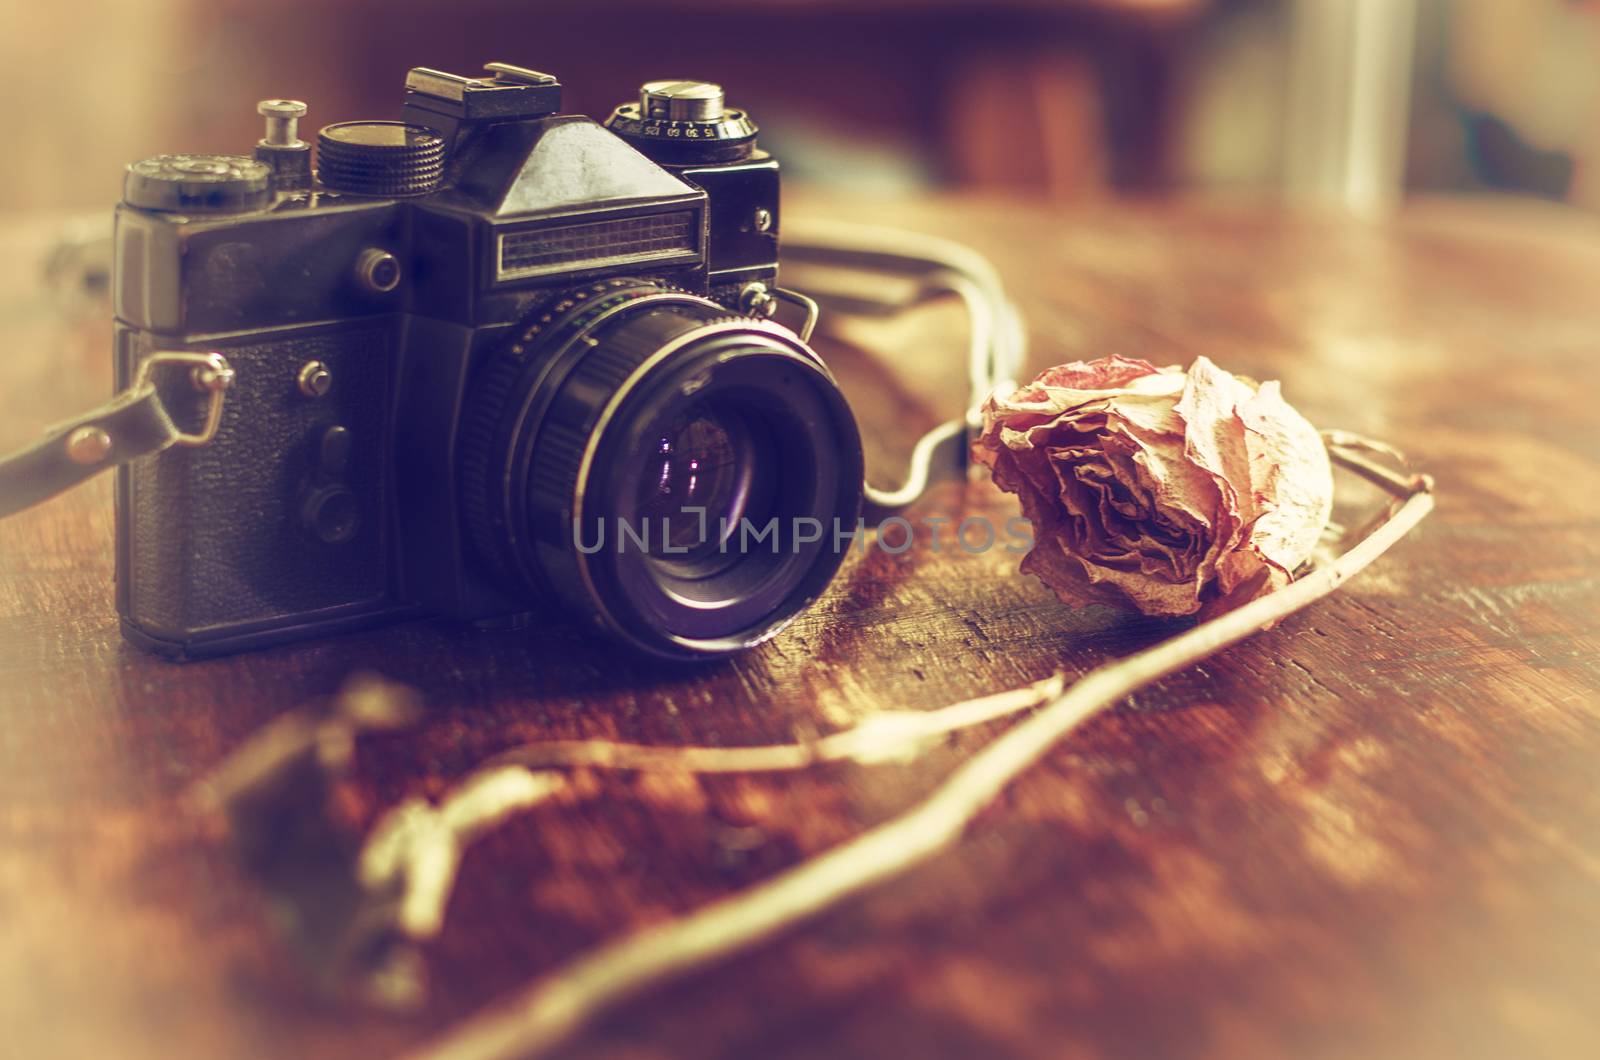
[635,402,755,570]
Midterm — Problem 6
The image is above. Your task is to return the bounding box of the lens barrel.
[460,281,863,658]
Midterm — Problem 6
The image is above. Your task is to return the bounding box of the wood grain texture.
[2,194,1598,1060]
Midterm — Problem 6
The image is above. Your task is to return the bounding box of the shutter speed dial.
[605,79,758,164]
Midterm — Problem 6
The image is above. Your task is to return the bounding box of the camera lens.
[460,280,863,658]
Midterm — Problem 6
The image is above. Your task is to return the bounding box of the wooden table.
[2,194,1597,1060]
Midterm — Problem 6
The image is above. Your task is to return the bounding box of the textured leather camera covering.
[118,322,398,642]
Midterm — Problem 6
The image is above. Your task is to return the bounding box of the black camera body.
[114,63,863,660]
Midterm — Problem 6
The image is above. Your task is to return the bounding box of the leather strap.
[0,385,181,518]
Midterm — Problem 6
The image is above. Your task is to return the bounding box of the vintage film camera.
[113,63,864,659]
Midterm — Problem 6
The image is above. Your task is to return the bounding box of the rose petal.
[1235,380,1334,576]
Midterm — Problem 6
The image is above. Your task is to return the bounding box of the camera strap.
[781,222,1027,519]
[0,352,233,519]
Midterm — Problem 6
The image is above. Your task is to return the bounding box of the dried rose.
[973,355,1333,617]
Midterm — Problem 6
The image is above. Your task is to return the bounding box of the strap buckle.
[0,350,236,519]
[134,351,235,446]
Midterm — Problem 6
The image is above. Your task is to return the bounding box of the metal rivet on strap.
[66,426,112,465]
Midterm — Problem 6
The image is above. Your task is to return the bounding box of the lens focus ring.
[458,279,670,589]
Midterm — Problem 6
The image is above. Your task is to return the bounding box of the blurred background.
[2,0,1597,216]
